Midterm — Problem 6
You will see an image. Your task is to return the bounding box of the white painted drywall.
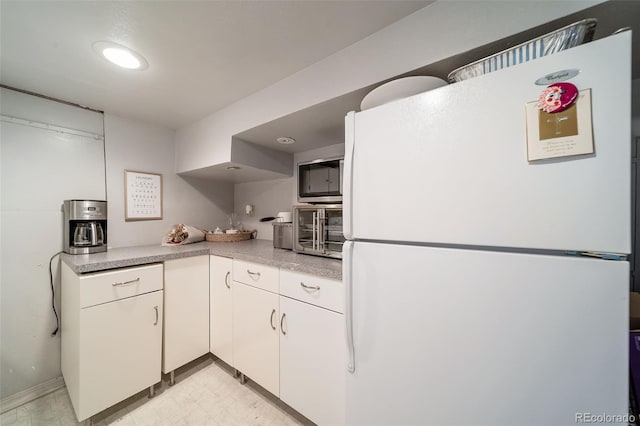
[0,99,235,402]
[104,114,233,247]
[233,178,294,240]
[0,88,105,399]
[175,1,601,174]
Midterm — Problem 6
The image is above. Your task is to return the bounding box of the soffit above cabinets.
[234,0,640,156]
[179,162,292,183]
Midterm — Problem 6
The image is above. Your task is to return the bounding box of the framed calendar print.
[124,170,163,221]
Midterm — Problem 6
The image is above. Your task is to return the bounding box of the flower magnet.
[538,82,578,113]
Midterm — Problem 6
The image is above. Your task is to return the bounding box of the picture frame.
[124,170,163,221]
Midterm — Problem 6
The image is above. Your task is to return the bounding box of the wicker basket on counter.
[205,230,255,242]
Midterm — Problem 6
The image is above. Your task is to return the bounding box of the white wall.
[233,143,345,241]
[233,178,294,240]
[0,102,235,402]
[104,114,234,247]
[0,89,105,400]
[176,1,601,174]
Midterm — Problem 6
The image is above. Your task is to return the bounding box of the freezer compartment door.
[345,241,628,426]
[346,32,631,254]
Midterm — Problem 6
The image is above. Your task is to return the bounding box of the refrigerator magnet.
[526,88,594,162]
[538,82,578,113]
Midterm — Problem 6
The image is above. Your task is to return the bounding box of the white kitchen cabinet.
[210,255,233,366]
[233,259,279,293]
[280,269,344,313]
[232,280,280,396]
[163,255,210,376]
[61,263,163,422]
[279,272,345,426]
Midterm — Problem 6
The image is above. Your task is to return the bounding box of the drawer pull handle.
[247,269,261,279]
[225,271,231,289]
[280,313,287,335]
[300,282,320,291]
[112,278,140,287]
[270,309,276,330]
[154,306,159,326]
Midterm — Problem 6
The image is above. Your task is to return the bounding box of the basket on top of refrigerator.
[447,19,597,83]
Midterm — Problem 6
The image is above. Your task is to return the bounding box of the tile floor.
[0,357,312,426]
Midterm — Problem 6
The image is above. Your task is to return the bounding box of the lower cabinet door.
[78,290,163,420]
[232,281,279,396]
[210,255,233,366]
[163,256,210,373]
[279,296,345,426]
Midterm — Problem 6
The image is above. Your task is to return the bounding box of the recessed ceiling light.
[276,137,296,145]
[92,41,148,70]
[227,166,241,171]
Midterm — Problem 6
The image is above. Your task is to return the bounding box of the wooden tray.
[205,230,255,242]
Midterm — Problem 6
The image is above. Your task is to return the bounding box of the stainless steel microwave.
[293,205,343,259]
[297,157,343,203]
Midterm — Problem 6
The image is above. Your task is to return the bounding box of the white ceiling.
[0,0,431,130]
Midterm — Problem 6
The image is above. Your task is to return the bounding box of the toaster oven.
[293,205,343,259]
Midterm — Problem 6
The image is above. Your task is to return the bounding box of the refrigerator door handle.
[343,111,355,240]
[344,240,355,373]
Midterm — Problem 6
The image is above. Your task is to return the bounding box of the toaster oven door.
[293,207,343,259]
[321,207,344,258]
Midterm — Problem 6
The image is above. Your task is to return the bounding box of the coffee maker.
[63,200,107,254]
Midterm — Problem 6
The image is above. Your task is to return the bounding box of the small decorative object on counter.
[205,230,256,242]
[213,226,223,234]
[161,224,205,246]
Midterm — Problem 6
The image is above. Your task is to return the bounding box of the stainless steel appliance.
[272,222,293,250]
[293,205,343,259]
[63,200,107,254]
[297,157,343,203]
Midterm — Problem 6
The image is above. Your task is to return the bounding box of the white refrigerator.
[342,31,632,426]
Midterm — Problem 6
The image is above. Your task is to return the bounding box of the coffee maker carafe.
[63,200,107,254]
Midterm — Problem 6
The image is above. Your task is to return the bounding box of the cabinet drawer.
[233,260,279,293]
[79,264,163,308]
[280,270,343,313]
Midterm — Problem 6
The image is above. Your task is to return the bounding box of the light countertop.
[61,239,342,280]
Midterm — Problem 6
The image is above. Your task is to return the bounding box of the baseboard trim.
[0,376,65,414]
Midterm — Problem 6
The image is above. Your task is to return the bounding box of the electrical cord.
[49,251,62,336]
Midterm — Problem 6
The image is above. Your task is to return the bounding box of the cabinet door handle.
[225,271,231,289]
[247,269,261,280]
[300,282,320,291]
[112,277,140,287]
[270,309,276,330]
[280,313,287,335]
[153,306,159,326]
